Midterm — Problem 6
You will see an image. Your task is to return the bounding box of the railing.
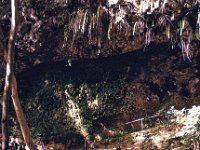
[124,108,190,131]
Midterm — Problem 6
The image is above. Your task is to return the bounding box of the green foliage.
[99,133,109,141]
[64,80,123,125]
[65,131,84,143]
[16,68,124,143]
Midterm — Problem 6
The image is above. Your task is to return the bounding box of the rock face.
[5,42,198,142]
[0,0,198,72]
[0,0,200,143]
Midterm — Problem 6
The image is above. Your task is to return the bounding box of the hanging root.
[195,10,200,40]
[107,19,113,40]
[181,30,193,61]
[145,27,152,46]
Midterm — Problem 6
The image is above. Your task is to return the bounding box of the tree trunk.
[1,0,17,148]
[1,72,11,150]
[0,6,8,150]
[2,0,34,149]
[11,75,34,150]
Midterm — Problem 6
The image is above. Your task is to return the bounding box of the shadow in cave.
[17,42,179,85]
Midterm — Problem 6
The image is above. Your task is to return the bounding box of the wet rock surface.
[12,43,200,131]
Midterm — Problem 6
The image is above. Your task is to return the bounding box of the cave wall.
[0,0,198,74]
[0,0,200,142]
[8,43,199,142]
